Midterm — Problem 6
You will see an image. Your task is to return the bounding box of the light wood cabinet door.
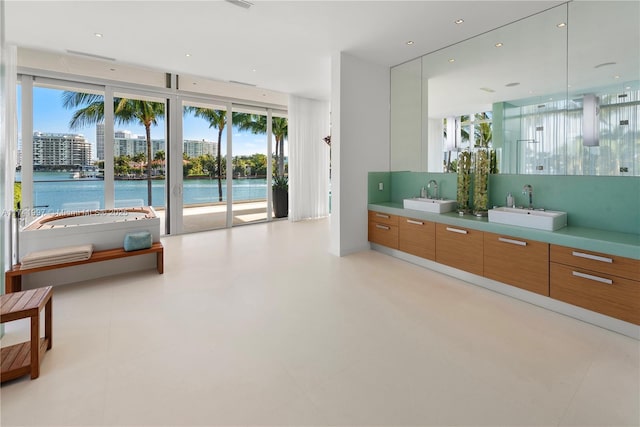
[483,232,549,296]
[368,211,399,249]
[399,217,435,260]
[435,223,483,276]
[551,245,640,281]
[550,262,640,325]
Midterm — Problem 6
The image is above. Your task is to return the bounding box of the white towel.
[21,244,94,269]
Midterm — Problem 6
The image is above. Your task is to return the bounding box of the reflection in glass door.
[181,100,228,232]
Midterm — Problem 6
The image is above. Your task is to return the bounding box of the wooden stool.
[1,286,53,382]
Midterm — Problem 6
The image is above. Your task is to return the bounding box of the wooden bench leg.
[30,313,40,379]
[7,275,22,294]
[45,297,53,350]
[157,249,164,274]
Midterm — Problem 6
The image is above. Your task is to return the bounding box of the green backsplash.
[369,171,640,235]
[367,171,391,203]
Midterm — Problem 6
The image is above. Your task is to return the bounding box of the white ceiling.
[5,0,566,101]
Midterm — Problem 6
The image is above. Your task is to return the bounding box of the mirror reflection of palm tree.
[63,92,164,205]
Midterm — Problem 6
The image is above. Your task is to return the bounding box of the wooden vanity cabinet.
[435,223,483,276]
[368,211,399,249]
[483,232,549,296]
[398,216,435,260]
[550,245,640,325]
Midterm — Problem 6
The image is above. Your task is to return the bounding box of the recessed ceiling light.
[109,68,116,72]
[625,86,632,90]
[614,75,620,79]
[185,53,191,57]
[448,58,455,63]
[455,19,464,24]
[226,0,253,8]
[406,41,414,45]
[480,87,495,93]
[557,22,566,28]
[495,42,503,48]
[252,68,257,72]
[505,82,519,87]
[94,33,103,38]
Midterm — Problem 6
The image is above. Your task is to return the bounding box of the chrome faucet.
[427,180,439,199]
[522,184,533,209]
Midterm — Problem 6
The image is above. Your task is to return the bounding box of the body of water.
[17,172,267,212]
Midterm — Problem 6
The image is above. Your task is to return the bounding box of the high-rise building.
[183,139,216,158]
[32,132,92,168]
[96,122,105,160]
[114,133,165,159]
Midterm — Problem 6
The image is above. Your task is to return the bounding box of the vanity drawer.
[550,245,640,281]
[399,217,435,260]
[483,232,549,296]
[368,211,399,227]
[368,211,399,249]
[368,221,398,249]
[550,262,640,325]
[435,223,483,276]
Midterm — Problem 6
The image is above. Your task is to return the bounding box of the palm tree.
[63,92,164,205]
[184,107,227,201]
[234,114,288,176]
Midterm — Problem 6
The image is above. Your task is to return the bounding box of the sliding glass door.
[231,106,269,225]
[180,100,228,232]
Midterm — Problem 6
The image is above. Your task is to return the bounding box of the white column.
[225,104,233,227]
[20,75,33,212]
[266,108,273,221]
[330,52,390,256]
[103,87,114,209]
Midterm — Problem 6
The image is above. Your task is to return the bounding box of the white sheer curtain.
[288,95,330,221]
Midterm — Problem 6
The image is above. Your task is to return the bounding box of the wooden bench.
[5,242,164,293]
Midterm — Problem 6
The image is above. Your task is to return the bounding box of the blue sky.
[19,86,276,158]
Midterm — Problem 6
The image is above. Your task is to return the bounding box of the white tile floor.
[1,218,639,426]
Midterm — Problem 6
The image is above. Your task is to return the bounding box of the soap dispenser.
[506,192,514,208]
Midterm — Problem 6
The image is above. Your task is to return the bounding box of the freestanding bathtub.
[18,207,161,261]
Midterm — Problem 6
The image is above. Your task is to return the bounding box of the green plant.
[272,175,288,191]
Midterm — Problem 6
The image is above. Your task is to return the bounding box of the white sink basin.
[403,198,457,214]
[488,207,567,231]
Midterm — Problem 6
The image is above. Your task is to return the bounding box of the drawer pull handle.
[446,227,468,235]
[498,237,527,247]
[407,219,424,225]
[572,271,613,285]
[376,224,390,230]
[375,213,390,219]
[572,251,613,264]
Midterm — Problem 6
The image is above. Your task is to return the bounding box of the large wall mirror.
[391,1,639,176]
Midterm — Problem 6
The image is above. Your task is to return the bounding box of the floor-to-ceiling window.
[231,106,270,225]
[111,91,167,211]
[23,81,105,214]
[17,72,287,235]
[180,99,228,232]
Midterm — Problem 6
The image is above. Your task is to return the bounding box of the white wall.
[330,52,390,256]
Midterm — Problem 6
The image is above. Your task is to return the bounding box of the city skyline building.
[32,132,92,168]
[96,122,105,160]
[183,139,217,158]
